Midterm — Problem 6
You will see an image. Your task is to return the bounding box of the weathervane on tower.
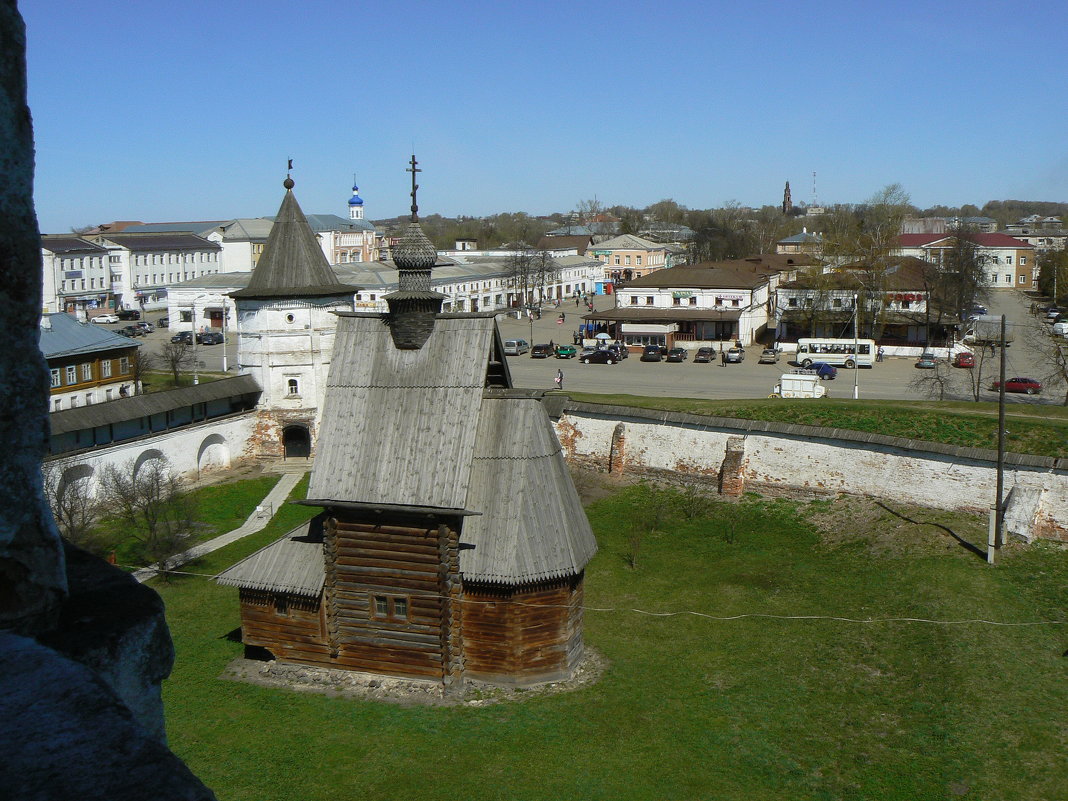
[407,154,421,221]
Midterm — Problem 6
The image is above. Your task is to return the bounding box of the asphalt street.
[119,289,1058,405]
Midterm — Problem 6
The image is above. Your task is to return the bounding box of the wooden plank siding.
[236,517,587,687]
[324,515,455,679]
[461,575,584,686]
[238,589,332,665]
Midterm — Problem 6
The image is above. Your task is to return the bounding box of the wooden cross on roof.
[407,154,421,221]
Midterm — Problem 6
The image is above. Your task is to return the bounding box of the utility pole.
[995,314,1007,548]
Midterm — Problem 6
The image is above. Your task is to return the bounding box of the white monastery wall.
[46,413,258,496]
[555,405,1068,543]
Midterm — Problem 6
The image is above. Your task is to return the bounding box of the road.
[120,290,1059,404]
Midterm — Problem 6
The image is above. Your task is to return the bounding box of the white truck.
[963,314,1014,345]
[770,372,827,399]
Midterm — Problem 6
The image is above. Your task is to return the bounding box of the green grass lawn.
[156,481,1068,801]
[566,393,1068,459]
[108,474,281,568]
[141,370,228,392]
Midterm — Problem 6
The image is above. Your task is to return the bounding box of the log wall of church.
[238,589,330,665]
[462,576,584,686]
[323,516,450,679]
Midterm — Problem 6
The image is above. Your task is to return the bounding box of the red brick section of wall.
[718,436,747,496]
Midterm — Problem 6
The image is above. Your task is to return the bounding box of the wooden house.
[218,171,597,688]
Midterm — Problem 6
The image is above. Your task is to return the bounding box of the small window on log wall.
[275,595,288,616]
[371,594,410,622]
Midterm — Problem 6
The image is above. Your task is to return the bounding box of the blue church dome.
[348,186,364,206]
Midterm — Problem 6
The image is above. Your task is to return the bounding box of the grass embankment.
[566,393,1068,459]
[108,474,280,568]
[157,481,1068,801]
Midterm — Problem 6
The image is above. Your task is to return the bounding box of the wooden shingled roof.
[215,518,325,597]
[230,181,359,300]
[462,398,596,584]
[302,312,597,587]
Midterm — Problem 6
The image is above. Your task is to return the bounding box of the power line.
[133,565,1066,628]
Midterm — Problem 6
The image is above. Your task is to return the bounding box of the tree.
[575,198,604,225]
[1026,322,1068,405]
[907,359,956,401]
[99,456,197,574]
[646,199,686,225]
[41,460,106,554]
[161,341,192,386]
[132,349,157,393]
[1037,249,1068,304]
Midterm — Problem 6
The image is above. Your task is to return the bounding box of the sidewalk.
[134,470,304,583]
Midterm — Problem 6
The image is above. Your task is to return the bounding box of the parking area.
[497,291,1061,403]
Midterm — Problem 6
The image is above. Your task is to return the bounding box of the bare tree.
[99,457,197,575]
[132,348,157,394]
[41,460,105,554]
[1026,324,1068,405]
[161,341,192,386]
[907,359,957,401]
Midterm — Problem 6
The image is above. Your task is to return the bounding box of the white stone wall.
[555,408,1068,542]
[45,413,258,498]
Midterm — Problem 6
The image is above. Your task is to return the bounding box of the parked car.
[116,309,141,321]
[119,325,143,337]
[555,344,577,359]
[992,377,1042,395]
[503,339,529,356]
[758,348,780,364]
[968,304,988,317]
[640,345,664,362]
[580,349,617,365]
[135,321,154,334]
[724,347,745,363]
[952,352,975,368]
[693,346,715,363]
[530,344,554,359]
[807,362,837,380]
[91,313,119,324]
[1045,307,1062,321]
[665,347,688,362]
[197,331,224,345]
[915,352,938,369]
[605,344,628,360]
[1053,321,1068,337]
[170,331,194,344]
[157,316,169,328]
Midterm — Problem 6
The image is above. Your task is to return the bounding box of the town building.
[40,237,112,316]
[88,232,223,312]
[773,257,959,346]
[895,233,1036,289]
[776,229,824,257]
[584,256,804,347]
[587,233,673,291]
[39,313,140,411]
[217,168,597,688]
[1002,216,1068,253]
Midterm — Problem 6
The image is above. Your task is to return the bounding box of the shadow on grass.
[873,500,987,560]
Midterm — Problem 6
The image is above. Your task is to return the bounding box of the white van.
[770,373,827,399]
[1053,321,1068,337]
[503,339,529,356]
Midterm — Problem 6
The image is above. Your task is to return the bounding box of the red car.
[953,352,975,368]
[992,377,1042,395]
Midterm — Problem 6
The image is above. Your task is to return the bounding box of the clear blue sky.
[23,0,1068,233]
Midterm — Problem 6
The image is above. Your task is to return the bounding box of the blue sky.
[23,0,1068,233]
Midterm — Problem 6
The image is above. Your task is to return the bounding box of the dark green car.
[555,345,577,359]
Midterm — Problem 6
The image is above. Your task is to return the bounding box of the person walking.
[877,345,885,362]
[554,369,563,390]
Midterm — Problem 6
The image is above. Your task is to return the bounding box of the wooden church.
[218,163,597,688]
